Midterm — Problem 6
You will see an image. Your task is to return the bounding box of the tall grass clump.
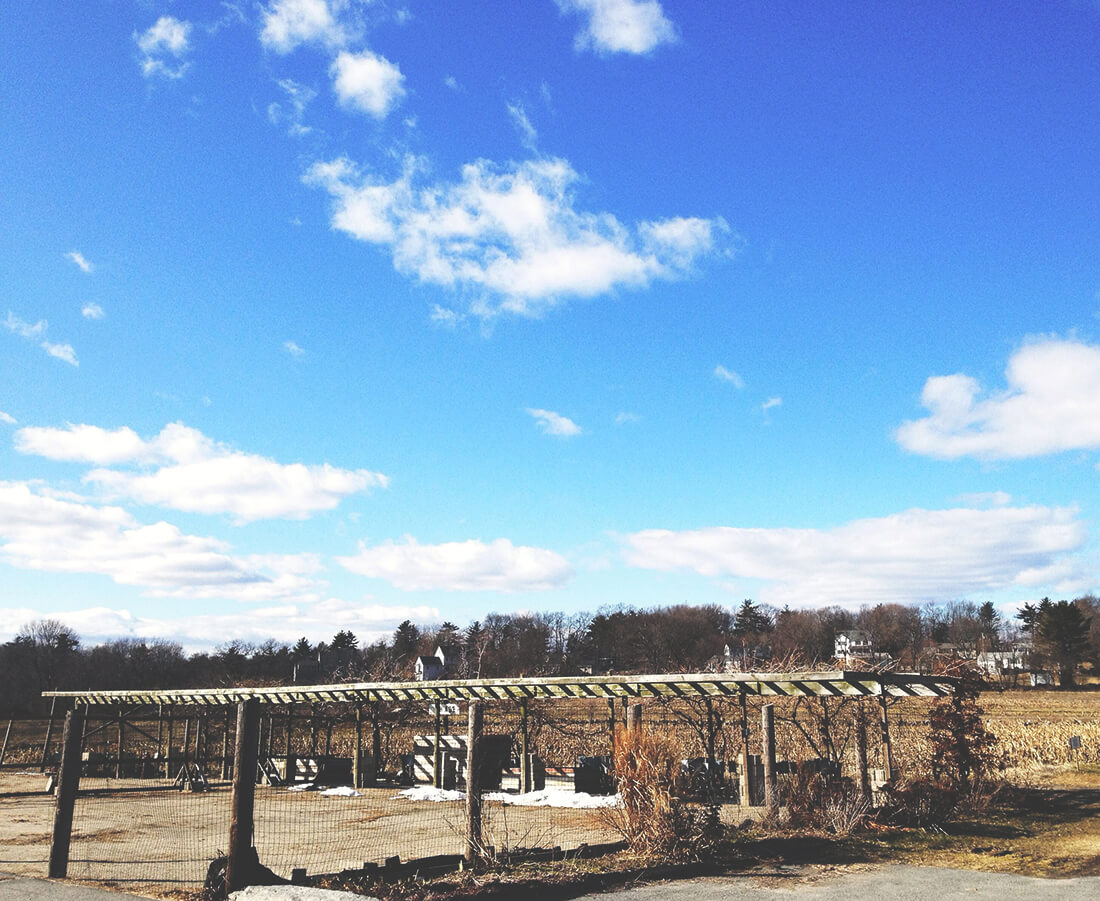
[604,724,721,859]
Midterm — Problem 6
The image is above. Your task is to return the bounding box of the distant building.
[834,630,873,665]
[414,644,464,681]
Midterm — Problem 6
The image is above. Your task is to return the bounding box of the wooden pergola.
[43,669,960,707]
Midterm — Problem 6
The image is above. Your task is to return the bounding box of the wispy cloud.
[897,338,1100,460]
[330,50,405,119]
[0,480,322,602]
[268,79,317,137]
[15,422,387,523]
[5,312,78,366]
[507,101,538,150]
[65,251,94,273]
[283,340,306,358]
[615,411,640,425]
[527,408,582,437]
[623,504,1088,607]
[82,302,105,320]
[556,0,676,56]
[0,412,15,426]
[761,396,782,411]
[713,364,743,388]
[339,536,574,591]
[305,155,729,318]
[135,16,192,79]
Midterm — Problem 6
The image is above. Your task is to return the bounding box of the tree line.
[2,596,1097,715]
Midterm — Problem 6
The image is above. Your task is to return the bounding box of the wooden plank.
[48,707,85,878]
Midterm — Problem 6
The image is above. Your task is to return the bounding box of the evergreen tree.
[392,620,421,663]
[733,599,772,635]
[1036,600,1092,687]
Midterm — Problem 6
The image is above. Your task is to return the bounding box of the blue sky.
[2,0,1100,650]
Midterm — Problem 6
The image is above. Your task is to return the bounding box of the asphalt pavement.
[584,865,1100,900]
[0,873,147,900]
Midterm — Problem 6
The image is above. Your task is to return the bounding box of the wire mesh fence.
[2,688,926,894]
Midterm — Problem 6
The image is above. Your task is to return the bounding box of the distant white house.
[834,630,874,664]
[414,644,462,681]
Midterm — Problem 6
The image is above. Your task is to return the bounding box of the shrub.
[604,724,722,859]
[879,777,959,829]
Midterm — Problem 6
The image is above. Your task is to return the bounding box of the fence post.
[40,697,57,772]
[221,709,232,781]
[115,706,125,780]
[353,705,363,788]
[855,702,871,802]
[48,705,85,878]
[465,701,483,862]
[762,703,777,814]
[227,699,261,894]
[433,703,443,788]
[519,698,530,794]
[739,691,751,805]
[164,707,174,778]
[879,687,894,781]
[284,705,295,785]
[626,702,642,732]
[0,718,12,768]
[606,699,616,758]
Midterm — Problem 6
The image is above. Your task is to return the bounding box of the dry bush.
[603,725,721,859]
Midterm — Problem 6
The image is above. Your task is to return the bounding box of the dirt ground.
[0,770,629,896]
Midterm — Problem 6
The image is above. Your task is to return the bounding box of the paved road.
[588,865,1100,901]
[0,872,146,900]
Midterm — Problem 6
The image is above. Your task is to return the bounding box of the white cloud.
[0,412,15,425]
[330,50,405,119]
[0,599,440,651]
[0,481,320,602]
[954,490,1013,508]
[81,302,105,320]
[65,251,94,273]
[135,16,192,79]
[304,155,729,318]
[761,396,782,411]
[507,101,538,150]
[5,312,77,366]
[14,422,387,523]
[615,411,640,425]
[339,537,574,591]
[623,505,1088,608]
[268,79,317,136]
[527,408,582,437]
[284,340,306,358]
[897,338,1100,460]
[261,0,349,53]
[557,0,676,55]
[713,364,743,388]
[443,75,461,91]
[41,342,79,366]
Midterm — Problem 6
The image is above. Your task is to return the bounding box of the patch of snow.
[320,785,361,797]
[286,782,316,792]
[396,786,620,809]
[231,886,377,900]
[397,785,465,802]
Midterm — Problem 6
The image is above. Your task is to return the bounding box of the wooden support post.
[48,706,85,878]
[0,718,12,768]
[182,716,192,772]
[626,702,642,732]
[309,704,318,757]
[115,706,125,780]
[40,697,58,772]
[704,697,717,794]
[226,699,261,894]
[155,705,164,771]
[762,703,777,814]
[324,716,333,759]
[855,702,871,802]
[879,688,894,781]
[164,707,174,778]
[353,705,363,788]
[221,709,232,781]
[819,697,832,765]
[284,706,295,785]
[465,701,483,862]
[606,698,616,758]
[519,698,530,794]
[433,703,443,788]
[739,691,751,806]
[371,710,382,785]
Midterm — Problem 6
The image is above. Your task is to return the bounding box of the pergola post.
[626,702,642,732]
[465,701,484,862]
[48,706,85,878]
[855,702,871,802]
[226,699,261,893]
[353,705,363,788]
[739,691,751,805]
[879,687,894,781]
[762,703,777,814]
[40,697,57,772]
[519,698,530,793]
